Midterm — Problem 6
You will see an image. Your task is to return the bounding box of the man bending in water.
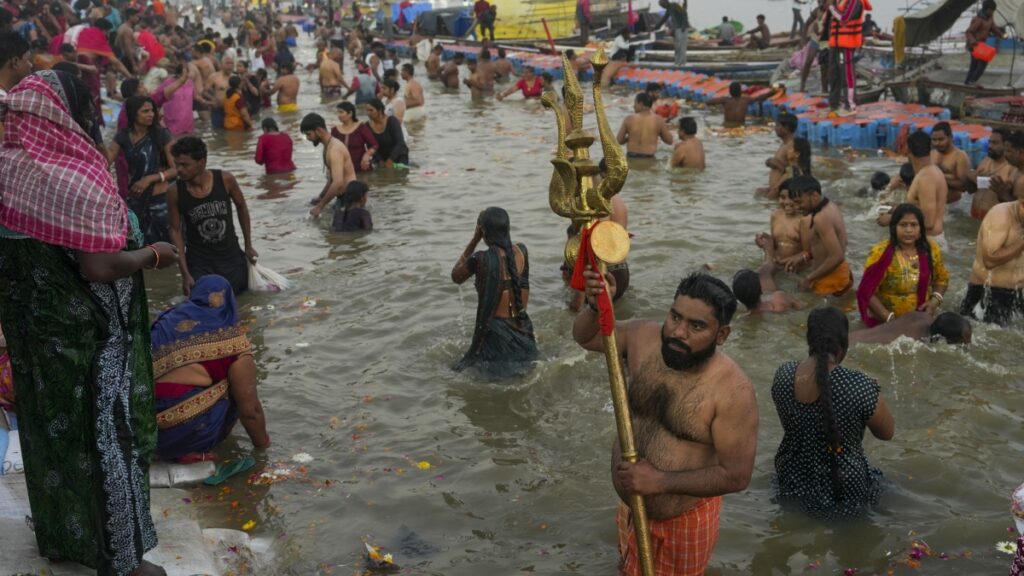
[300,113,356,219]
[732,264,802,314]
[574,271,757,576]
[670,116,705,169]
[616,92,673,158]
[849,311,972,345]
[705,81,778,127]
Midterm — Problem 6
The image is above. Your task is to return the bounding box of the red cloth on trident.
[570,223,615,336]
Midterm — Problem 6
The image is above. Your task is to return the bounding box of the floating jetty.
[389,42,996,166]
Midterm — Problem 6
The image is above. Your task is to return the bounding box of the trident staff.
[541,49,655,576]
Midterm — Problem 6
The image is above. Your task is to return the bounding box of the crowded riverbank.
[1,4,1024,575]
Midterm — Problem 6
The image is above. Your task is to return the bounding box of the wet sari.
[0,71,156,575]
[454,244,538,377]
[150,275,251,461]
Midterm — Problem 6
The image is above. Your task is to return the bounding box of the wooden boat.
[959,95,1024,129]
[887,76,1018,118]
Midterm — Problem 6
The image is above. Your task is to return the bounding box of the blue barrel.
[816,120,833,146]
[953,130,970,150]
[796,116,812,140]
[838,123,859,147]
[970,137,989,167]
[875,117,893,148]
[859,120,879,149]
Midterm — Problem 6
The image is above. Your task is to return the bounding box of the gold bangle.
[145,245,160,270]
[931,291,944,303]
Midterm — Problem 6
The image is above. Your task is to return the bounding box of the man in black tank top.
[167,136,259,296]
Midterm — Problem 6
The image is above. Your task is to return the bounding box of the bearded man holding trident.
[544,49,759,576]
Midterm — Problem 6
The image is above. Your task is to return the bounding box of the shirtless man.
[319,47,345,97]
[270,61,300,112]
[969,128,1015,220]
[192,41,218,87]
[731,262,802,315]
[300,113,357,220]
[744,14,771,49]
[930,121,970,204]
[463,57,487,98]
[763,112,797,195]
[788,175,852,296]
[670,116,705,170]
[440,52,463,89]
[706,81,778,127]
[425,44,443,80]
[400,63,424,111]
[476,48,497,89]
[959,198,1024,325]
[365,40,385,82]
[574,271,757,575]
[881,131,948,250]
[115,8,140,74]
[616,93,673,158]
[849,311,972,345]
[207,53,233,129]
[494,47,515,81]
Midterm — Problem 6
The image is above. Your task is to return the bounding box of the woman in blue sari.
[451,207,538,377]
[151,275,269,462]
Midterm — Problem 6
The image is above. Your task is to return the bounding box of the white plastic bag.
[248,262,291,293]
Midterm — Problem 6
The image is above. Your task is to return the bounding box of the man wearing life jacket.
[827,0,871,114]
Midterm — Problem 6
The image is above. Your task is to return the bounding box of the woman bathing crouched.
[151,275,269,462]
[451,207,538,376]
[772,306,895,519]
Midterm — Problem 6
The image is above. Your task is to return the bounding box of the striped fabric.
[0,72,127,252]
[617,497,723,576]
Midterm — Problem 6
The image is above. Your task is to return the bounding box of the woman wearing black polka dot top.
[771,306,896,519]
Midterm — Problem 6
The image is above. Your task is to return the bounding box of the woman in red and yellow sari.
[151,274,269,462]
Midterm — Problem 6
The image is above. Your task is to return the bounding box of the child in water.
[332,181,373,232]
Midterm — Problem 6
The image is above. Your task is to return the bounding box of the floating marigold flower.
[241,520,256,531]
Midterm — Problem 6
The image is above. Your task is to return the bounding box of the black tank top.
[176,170,240,261]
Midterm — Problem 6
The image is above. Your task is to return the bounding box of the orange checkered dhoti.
[616,497,723,576]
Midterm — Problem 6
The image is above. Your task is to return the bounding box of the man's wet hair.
[789,175,822,196]
[899,162,915,185]
[870,171,889,192]
[645,81,661,93]
[676,273,738,326]
[932,121,952,138]
[171,136,207,161]
[679,116,697,135]
[728,81,742,98]
[731,270,762,311]
[777,112,798,134]
[635,92,653,108]
[300,112,327,133]
[929,312,971,344]
[907,131,932,158]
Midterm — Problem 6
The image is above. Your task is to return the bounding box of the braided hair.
[480,207,525,317]
[887,203,933,279]
[805,306,849,500]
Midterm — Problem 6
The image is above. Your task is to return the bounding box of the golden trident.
[541,50,654,576]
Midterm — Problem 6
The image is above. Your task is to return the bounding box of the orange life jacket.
[829,0,872,49]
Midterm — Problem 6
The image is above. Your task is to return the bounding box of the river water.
[134,32,1024,575]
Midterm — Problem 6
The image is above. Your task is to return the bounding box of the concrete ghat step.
[0,474,249,576]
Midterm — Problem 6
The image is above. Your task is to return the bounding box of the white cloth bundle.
[248,262,291,292]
